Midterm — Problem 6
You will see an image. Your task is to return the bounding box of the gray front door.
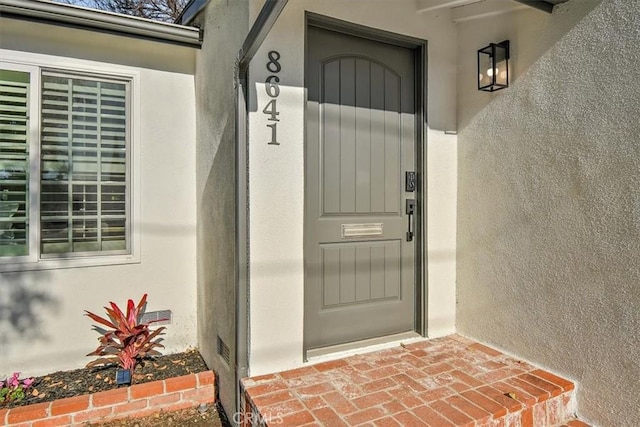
[305,25,418,351]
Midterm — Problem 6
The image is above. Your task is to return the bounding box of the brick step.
[241,335,579,426]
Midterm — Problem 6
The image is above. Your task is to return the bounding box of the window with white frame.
[0,64,131,263]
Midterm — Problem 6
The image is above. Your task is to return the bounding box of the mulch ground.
[3,349,207,408]
[3,349,232,425]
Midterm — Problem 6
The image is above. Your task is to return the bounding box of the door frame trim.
[303,12,428,354]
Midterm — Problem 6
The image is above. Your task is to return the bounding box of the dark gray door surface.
[305,25,417,351]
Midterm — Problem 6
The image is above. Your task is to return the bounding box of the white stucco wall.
[247,0,458,376]
[191,0,249,416]
[456,1,639,426]
[0,22,197,378]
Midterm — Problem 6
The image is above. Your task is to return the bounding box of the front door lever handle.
[406,199,415,242]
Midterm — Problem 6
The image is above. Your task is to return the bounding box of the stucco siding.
[456,1,640,425]
[0,25,197,378]
[191,0,250,417]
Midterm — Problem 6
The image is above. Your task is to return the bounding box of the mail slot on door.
[341,223,384,238]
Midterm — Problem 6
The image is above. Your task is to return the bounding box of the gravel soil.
[92,402,231,426]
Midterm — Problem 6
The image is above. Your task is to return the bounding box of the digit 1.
[267,123,279,145]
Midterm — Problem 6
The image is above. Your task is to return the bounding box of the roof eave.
[511,0,568,14]
[175,0,208,26]
[0,0,202,48]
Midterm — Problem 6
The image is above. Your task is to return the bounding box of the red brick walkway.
[241,335,588,426]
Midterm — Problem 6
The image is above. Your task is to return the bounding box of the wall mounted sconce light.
[478,40,510,92]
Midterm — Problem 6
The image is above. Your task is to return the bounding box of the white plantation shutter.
[40,72,129,255]
[0,70,30,257]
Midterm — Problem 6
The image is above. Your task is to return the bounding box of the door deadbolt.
[405,171,416,192]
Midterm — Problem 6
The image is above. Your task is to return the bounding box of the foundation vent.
[217,336,231,366]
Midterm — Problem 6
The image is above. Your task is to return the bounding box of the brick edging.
[0,371,215,426]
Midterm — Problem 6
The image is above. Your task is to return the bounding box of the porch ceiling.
[417,0,570,22]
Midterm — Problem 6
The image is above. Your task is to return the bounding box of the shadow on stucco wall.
[457,0,603,132]
[196,109,238,417]
[455,0,639,426]
[0,271,60,350]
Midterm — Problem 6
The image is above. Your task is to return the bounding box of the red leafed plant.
[85,294,166,371]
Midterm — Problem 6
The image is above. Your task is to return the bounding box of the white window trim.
[0,50,141,272]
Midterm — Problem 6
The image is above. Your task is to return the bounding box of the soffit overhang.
[0,0,202,48]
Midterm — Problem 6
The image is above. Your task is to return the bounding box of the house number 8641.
[264,51,281,145]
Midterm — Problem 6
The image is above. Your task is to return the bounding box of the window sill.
[0,253,140,273]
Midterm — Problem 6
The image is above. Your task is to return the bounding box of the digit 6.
[265,75,280,98]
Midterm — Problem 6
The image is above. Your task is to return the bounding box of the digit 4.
[263,99,279,121]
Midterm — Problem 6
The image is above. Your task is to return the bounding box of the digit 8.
[267,51,281,73]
